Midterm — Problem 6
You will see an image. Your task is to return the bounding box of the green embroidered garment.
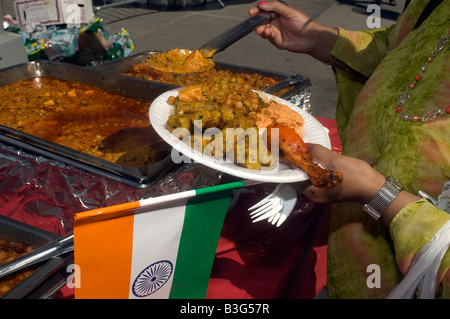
[327,0,450,298]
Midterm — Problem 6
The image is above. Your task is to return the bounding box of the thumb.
[307,143,339,170]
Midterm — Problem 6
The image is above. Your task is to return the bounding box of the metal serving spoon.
[146,10,277,74]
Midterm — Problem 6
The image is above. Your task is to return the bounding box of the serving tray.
[97,50,311,100]
[0,215,72,299]
[0,60,179,188]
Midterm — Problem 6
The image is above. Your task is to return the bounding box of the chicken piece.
[183,50,215,73]
[178,85,205,102]
[146,49,215,74]
[267,123,343,188]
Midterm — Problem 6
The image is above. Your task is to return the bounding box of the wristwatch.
[363,176,403,220]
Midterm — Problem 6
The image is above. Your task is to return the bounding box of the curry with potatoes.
[124,60,292,97]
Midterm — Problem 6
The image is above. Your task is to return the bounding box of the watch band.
[363,176,403,220]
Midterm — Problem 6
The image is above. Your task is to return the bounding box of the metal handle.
[264,75,309,94]
[199,11,277,58]
[0,231,74,279]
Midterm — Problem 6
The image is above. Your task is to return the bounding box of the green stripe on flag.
[168,187,234,299]
[195,181,246,196]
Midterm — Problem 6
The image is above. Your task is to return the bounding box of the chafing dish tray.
[96,50,311,101]
[0,215,72,299]
[0,60,179,188]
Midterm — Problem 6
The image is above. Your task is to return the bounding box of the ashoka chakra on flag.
[132,260,174,297]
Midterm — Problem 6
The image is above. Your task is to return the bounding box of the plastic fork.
[248,184,298,227]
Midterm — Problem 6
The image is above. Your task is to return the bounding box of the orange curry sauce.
[0,238,35,297]
[0,77,169,169]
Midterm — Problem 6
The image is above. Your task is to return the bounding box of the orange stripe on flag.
[74,201,140,299]
[75,201,141,225]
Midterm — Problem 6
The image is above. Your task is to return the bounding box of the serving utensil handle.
[199,11,277,58]
[0,232,74,279]
[264,75,310,94]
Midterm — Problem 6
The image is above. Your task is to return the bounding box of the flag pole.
[75,180,263,225]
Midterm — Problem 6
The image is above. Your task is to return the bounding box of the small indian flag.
[74,180,258,299]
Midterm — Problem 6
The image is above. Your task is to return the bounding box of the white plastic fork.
[248,184,298,227]
[247,157,380,227]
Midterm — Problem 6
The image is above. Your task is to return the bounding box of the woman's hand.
[298,144,420,227]
[248,1,339,63]
[298,144,386,205]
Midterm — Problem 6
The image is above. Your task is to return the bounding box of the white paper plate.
[149,88,330,183]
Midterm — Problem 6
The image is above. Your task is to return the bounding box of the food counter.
[0,59,341,299]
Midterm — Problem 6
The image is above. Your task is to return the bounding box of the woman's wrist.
[380,191,420,228]
[360,173,420,227]
[308,24,339,63]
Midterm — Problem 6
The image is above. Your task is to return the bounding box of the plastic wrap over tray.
[0,141,223,235]
[0,60,181,188]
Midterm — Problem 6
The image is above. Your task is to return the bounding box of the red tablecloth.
[1,116,341,299]
[206,117,341,299]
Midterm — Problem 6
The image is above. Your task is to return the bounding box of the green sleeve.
[331,26,396,78]
[390,199,450,282]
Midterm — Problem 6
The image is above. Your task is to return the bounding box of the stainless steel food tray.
[0,60,179,188]
[97,50,311,100]
[0,215,72,299]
